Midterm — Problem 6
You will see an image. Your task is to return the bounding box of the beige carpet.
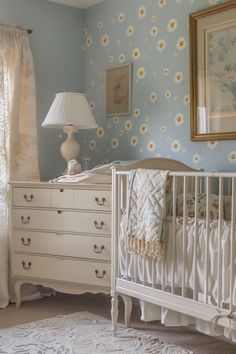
[0,311,194,353]
[0,293,235,354]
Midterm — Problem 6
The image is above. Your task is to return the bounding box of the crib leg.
[111,294,119,336]
[120,294,132,327]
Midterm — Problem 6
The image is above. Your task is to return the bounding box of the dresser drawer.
[12,254,110,287]
[12,231,111,261]
[51,188,74,208]
[13,188,50,208]
[13,209,111,235]
[74,190,111,211]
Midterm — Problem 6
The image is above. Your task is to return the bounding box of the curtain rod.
[0,24,33,34]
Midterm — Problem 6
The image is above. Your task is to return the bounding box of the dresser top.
[9,181,111,191]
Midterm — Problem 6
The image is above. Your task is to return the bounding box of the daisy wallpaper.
[81,0,236,171]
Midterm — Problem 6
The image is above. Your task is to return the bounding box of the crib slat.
[172,176,177,294]
[117,174,122,279]
[217,177,223,308]
[193,176,199,301]
[152,258,156,288]
[142,256,145,285]
[182,176,187,297]
[204,177,210,304]
[230,177,235,312]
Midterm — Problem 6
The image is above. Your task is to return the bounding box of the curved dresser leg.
[111,294,119,336]
[120,294,132,327]
[15,280,23,308]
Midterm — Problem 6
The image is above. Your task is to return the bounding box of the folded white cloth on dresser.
[122,168,169,259]
[49,161,120,184]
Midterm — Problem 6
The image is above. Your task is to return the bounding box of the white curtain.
[0,25,39,308]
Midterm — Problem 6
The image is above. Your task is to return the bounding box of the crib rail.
[112,167,236,333]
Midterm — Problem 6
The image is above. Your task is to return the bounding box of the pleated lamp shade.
[42,92,97,129]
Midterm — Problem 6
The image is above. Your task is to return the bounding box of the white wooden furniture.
[112,157,236,341]
[10,181,112,307]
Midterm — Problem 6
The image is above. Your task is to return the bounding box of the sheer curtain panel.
[0,25,39,308]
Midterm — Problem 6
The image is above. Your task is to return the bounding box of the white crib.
[111,157,236,342]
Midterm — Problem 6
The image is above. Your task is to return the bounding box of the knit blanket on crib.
[123,169,169,259]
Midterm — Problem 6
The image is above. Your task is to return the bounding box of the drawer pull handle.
[24,194,33,202]
[94,221,104,229]
[57,210,62,214]
[93,245,105,253]
[95,269,106,278]
[95,197,106,206]
[21,216,30,224]
[22,261,32,270]
[60,189,64,192]
[21,237,31,246]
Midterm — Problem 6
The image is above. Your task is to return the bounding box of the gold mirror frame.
[190,0,236,141]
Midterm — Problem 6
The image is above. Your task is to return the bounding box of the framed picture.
[190,1,236,141]
[105,63,132,116]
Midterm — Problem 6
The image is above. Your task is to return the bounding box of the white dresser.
[9,182,112,307]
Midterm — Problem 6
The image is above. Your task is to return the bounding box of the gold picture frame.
[190,0,236,141]
[105,63,132,116]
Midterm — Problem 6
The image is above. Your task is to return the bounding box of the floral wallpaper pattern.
[82,0,236,171]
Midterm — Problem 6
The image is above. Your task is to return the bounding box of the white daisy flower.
[125,120,132,131]
[136,67,146,80]
[174,72,184,84]
[119,129,124,136]
[134,108,141,117]
[147,140,156,152]
[113,116,119,124]
[152,16,157,22]
[132,48,141,60]
[140,123,148,134]
[158,0,166,7]
[182,147,187,153]
[118,13,125,23]
[119,53,125,63]
[163,68,169,76]
[176,37,187,50]
[171,140,181,153]
[167,18,178,32]
[175,113,184,126]
[228,151,236,163]
[130,136,138,147]
[97,21,103,29]
[150,26,159,37]
[89,140,96,150]
[193,154,201,164]
[149,92,157,102]
[89,101,95,110]
[207,141,219,149]
[127,26,134,36]
[183,94,190,105]
[109,55,114,62]
[101,34,110,47]
[165,90,171,99]
[96,127,105,138]
[106,47,111,53]
[157,39,166,52]
[138,5,146,19]
[161,126,166,133]
[85,36,93,48]
[111,138,119,149]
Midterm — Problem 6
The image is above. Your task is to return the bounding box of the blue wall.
[0,0,84,180]
[83,0,236,172]
[1,0,235,178]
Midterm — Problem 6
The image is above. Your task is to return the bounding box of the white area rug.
[0,311,194,354]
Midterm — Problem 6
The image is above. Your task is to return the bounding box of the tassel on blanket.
[126,235,165,259]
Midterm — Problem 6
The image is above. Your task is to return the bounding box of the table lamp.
[42,92,97,171]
